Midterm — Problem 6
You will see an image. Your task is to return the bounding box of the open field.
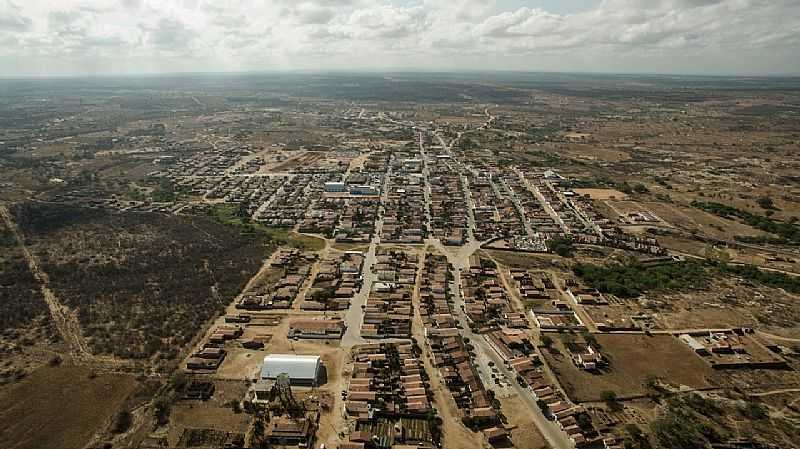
[0,364,139,449]
[167,381,250,447]
[642,202,765,239]
[574,188,629,200]
[544,334,714,402]
[502,395,550,449]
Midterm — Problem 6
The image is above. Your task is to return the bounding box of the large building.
[260,354,322,387]
[324,181,346,193]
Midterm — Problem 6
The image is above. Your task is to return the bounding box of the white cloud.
[0,0,797,75]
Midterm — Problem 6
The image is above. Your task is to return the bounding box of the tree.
[169,371,188,392]
[757,196,776,210]
[601,390,622,410]
[582,331,598,348]
[547,236,575,257]
[624,424,651,449]
[152,396,171,426]
[112,410,132,434]
[536,399,550,414]
[541,335,553,348]
[644,375,661,393]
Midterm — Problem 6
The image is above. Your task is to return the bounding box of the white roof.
[260,354,320,380]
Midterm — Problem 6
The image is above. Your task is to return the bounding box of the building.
[680,333,710,356]
[349,184,380,196]
[260,354,322,387]
[288,319,345,339]
[324,181,346,193]
[265,416,316,447]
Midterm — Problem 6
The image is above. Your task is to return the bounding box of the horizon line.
[1,68,800,81]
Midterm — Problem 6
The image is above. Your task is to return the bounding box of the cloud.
[143,17,197,51]
[0,0,32,32]
[0,0,797,75]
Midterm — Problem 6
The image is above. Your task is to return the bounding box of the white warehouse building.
[260,354,322,387]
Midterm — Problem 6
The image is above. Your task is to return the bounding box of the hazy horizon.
[1,0,799,77]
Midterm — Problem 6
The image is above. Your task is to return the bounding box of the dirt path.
[0,204,94,363]
[756,330,800,343]
[748,388,800,397]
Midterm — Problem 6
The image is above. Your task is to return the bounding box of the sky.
[0,0,798,77]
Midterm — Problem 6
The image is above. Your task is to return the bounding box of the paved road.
[341,168,391,348]
[341,233,378,348]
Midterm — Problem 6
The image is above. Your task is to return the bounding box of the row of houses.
[342,343,438,449]
[185,324,244,371]
[505,171,565,242]
[496,335,600,447]
[332,198,381,243]
[382,150,428,244]
[417,253,507,443]
[510,269,557,303]
[427,156,469,246]
[361,250,418,339]
[468,169,528,242]
[254,173,340,227]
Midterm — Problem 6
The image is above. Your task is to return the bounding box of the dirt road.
[0,204,94,363]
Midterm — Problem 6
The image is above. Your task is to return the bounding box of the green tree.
[601,390,622,410]
[757,196,776,210]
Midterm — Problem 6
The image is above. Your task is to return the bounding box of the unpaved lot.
[543,334,714,402]
[0,364,139,449]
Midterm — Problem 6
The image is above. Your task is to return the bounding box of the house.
[265,416,315,447]
[570,344,603,370]
[288,319,345,339]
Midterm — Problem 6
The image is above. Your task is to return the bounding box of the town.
[1,72,800,449]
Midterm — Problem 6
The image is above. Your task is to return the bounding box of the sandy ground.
[0,364,139,449]
[168,395,250,447]
[500,396,550,449]
[644,202,764,239]
[574,188,629,200]
[544,334,714,402]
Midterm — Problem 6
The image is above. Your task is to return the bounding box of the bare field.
[562,144,632,162]
[642,202,764,239]
[543,334,714,402]
[481,249,566,270]
[167,381,251,447]
[574,188,629,200]
[0,364,138,449]
[501,396,549,449]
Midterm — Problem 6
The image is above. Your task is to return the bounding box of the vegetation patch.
[691,200,800,244]
[207,204,325,251]
[720,263,800,294]
[573,259,710,298]
[0,225,50,333]
[651,393,727,449]
[12,202,270,361]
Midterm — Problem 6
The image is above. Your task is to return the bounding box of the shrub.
[111,410,132,434]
